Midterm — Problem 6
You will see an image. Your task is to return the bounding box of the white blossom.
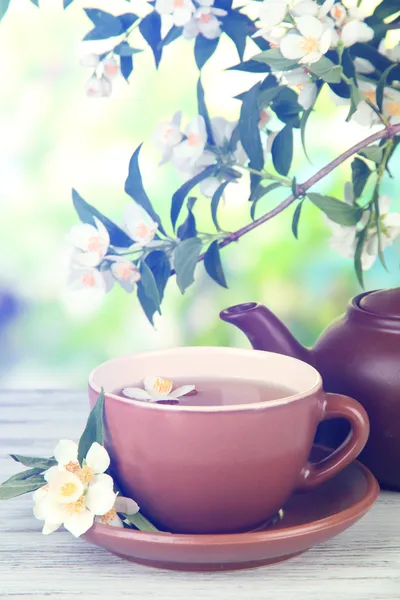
[280,16,333,64]
[327,188,400,270]
[67,218,110,268]
[85,75,112,98]
[103,56,120,81]
[172,115,207,171]
[108,256,141,293]
[33,441,117,538]
[123,376,195,402]
[183,0,227,40]
[122,204,159,247]
[155,0,195,26]
[152,111,183,165]
[67,267,113,304]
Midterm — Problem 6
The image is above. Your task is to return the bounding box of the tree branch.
[213,123,400,252]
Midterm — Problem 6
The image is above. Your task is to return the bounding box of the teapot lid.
[359,288,400,318]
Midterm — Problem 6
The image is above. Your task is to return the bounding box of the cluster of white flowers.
[254,0,374,64]
[67,206,159,302]
[327,184,400,270]
[81,54,120,98]
[329,81,400,128]
[155,0,227,39]
[153,112,250,197]
[33,440,139,537]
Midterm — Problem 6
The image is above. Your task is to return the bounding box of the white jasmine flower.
[283,68,317,109]
[108,256,141,293]
[153,111,183,165]
[155,0,195,26]
[103,56,119,81]
[341,19,374,47]
[33,441,117,538]
[122,204,159,247]
[183,0,227,40]
[67,218,110,268]
[123,376,195,402]
[67,267,113,304]
[96,496,140,528]
[257,0,289,32]
[172,115,207,171]
[327,188,400,270]
[280,16,333,64]
[85,75,112,98]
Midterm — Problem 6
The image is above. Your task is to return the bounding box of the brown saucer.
[83,447,379,571]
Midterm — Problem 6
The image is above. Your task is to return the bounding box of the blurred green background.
[0,0,398,388]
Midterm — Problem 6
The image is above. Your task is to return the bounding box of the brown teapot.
[220,288,400,490]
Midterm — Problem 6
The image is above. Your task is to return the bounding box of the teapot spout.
[220,302,313,365]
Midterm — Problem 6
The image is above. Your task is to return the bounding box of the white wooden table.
[0,390,399,599]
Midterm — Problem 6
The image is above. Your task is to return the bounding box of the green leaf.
[194,35,219,70]
[292,201,303,239]
[271,87,301,126]
[3,467,46,485]
[174,237,202,294]
[211,181,230,231]
[373,189,388,271]
[72,189,133,248]
[272,125,293,176]
[204,241,228,288]
[229,59,271,73]
[253,48,298,71]
[125,145,166,235]
[171,166,216,229]
[376,63,398,113]
[223,10,252,61]
[240,83,264,171]
[113,42,142,56]
[351,158,371,199]
[143,251,171,303]
[10,455,56,470]
[309,57,342,83]
[0,476,46,501]
[197,78,214,145]
[137,260,161,325]
[354,228,367,288]
[0,0,11,20]
[308,193,362,225]
[139,11,162,68]
[177,197,197,240]
[346,80,364,122]
[123,512,160,532]
[64,0,75,7]
[258,85,282,109]
[250,182,281,220]
[372,0,400,21]
[162,25,182,46]
[359,146,383,163]
[300,107,313,163]
[77,389,105,466]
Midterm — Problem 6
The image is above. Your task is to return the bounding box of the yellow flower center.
[87,236,103,253]
[99,508,117,525]
[66,495,86,515]
[300,37,319,54]
[60,482,78,498]
[187,132,202,146]
[386,101,400,116]
[363,90,376,104]
[200,13,212,24]
[65,461,94,484]
[81,273,96,288]
[331,5,345,21]
[105,64,118,75]
[153,377,173,395]
[174,0,184,6]
[135,221,152,240]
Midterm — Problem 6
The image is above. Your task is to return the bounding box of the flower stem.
[238,164,292,186]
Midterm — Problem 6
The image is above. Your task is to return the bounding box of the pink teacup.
[88,347,369,534]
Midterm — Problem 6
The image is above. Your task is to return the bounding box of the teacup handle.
[298,393,370,491]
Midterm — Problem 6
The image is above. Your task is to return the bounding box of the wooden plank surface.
[0,390,399,600]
